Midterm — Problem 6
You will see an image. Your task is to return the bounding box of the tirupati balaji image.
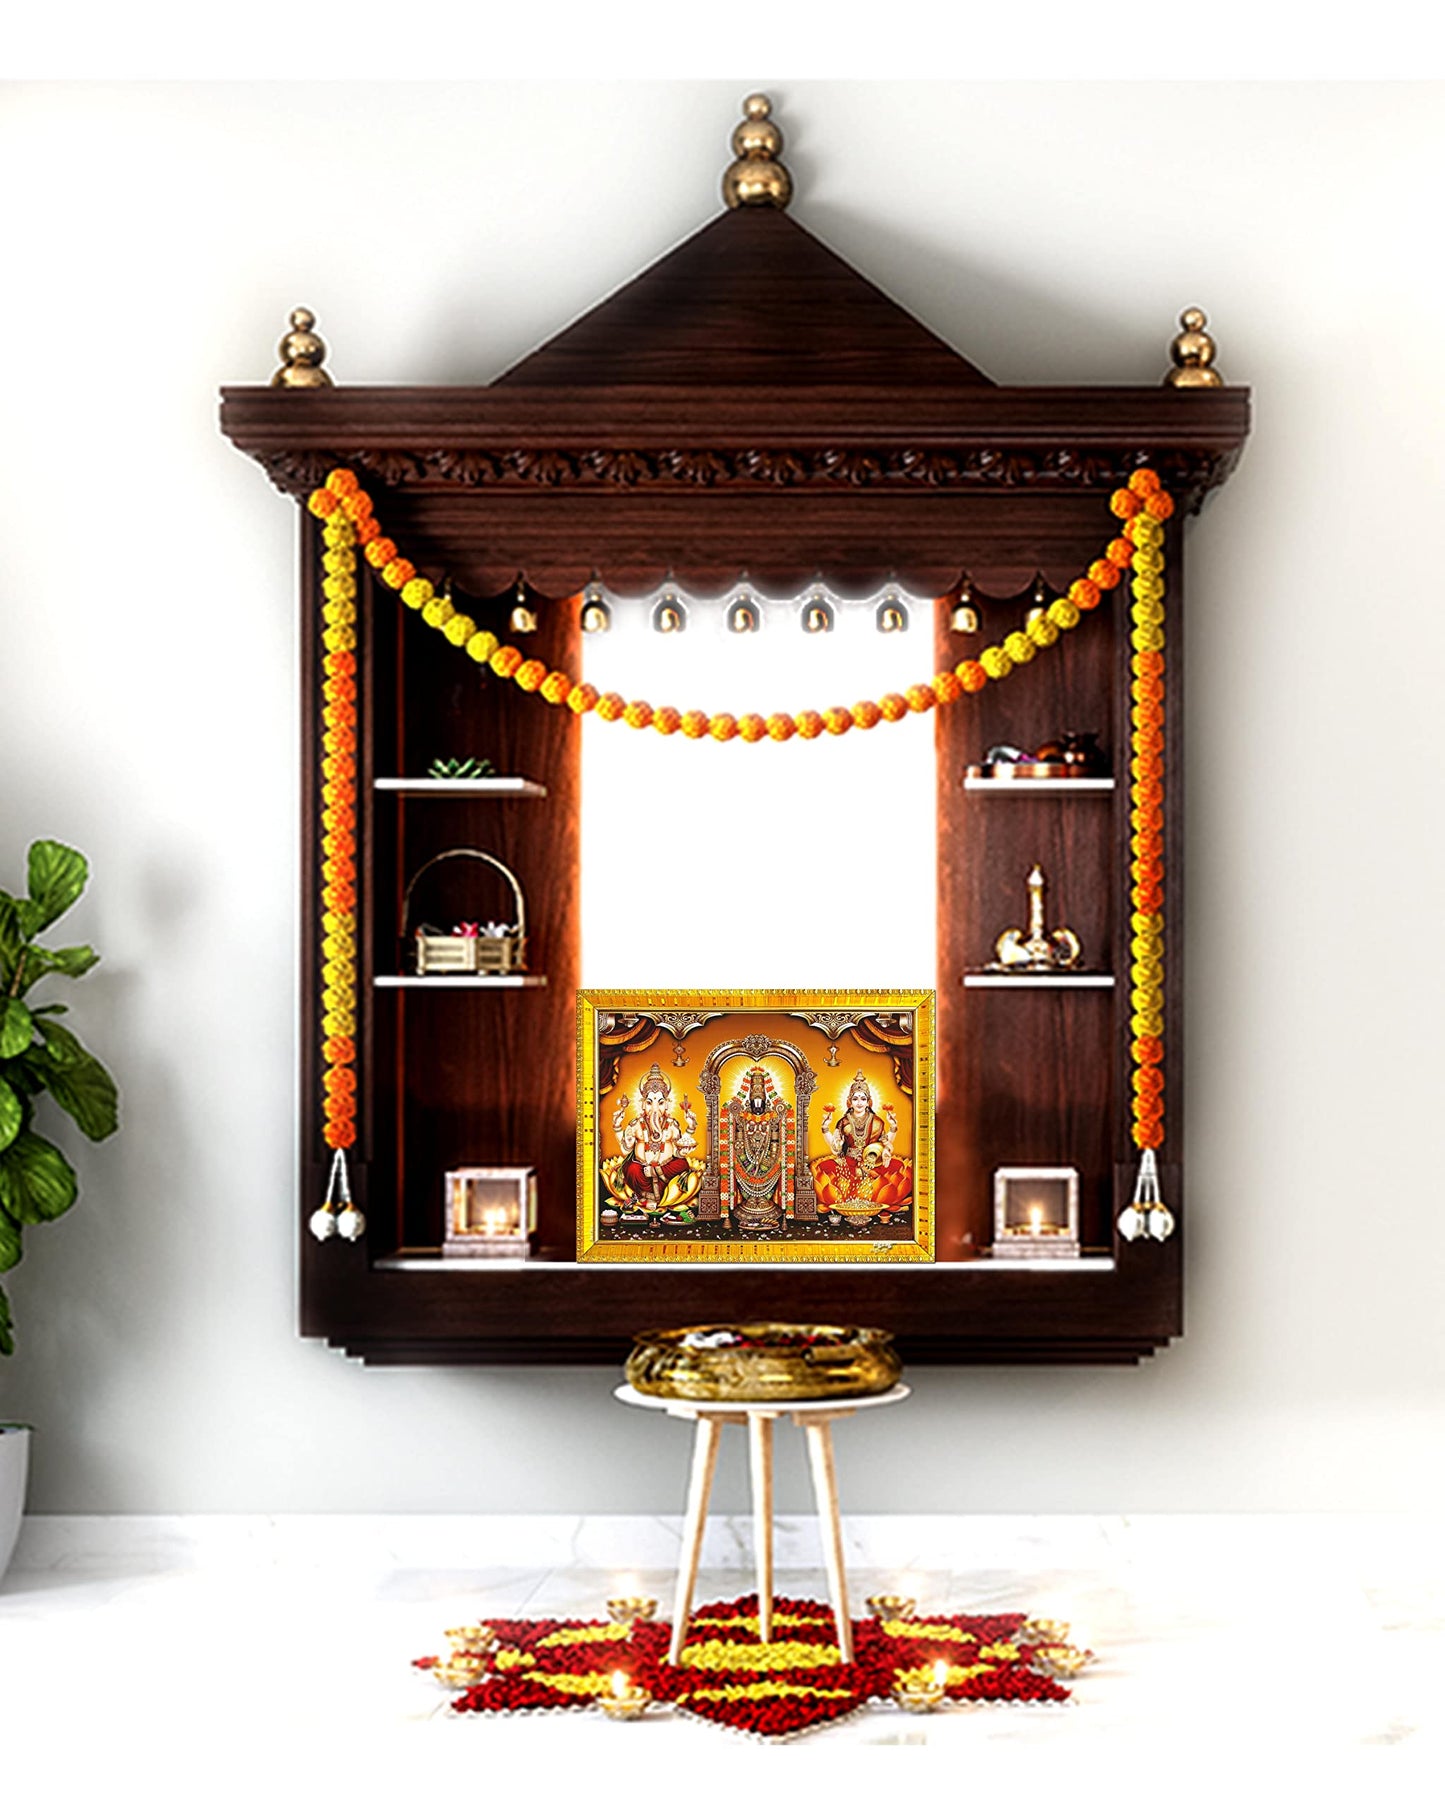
[577,992,935,1263]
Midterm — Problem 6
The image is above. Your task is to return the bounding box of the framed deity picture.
[576,990,935,1263]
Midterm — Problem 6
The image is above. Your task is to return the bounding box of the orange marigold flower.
[709,712,739,742]
[1145,491,1175,521]
[326,469,359,496]
[323,1121,357,1151]
[1110,487,1142,519]
[324,650,356,677]
[1133,650,1165,679]
[308,488,340,518]
[597,692,626,723]
[767,712,796,741]
[1088,558,1122,590]
[680,708,710,738]
[956,660,987,693]
[364,536,398,569]
[1128,468,1162,496]
[490,645,523,679]
[1069,578,1102,611]
[354,516,380,544]
[738,713,767,743]
[653,705,682,735]
[795,709,824,740]
[1132,1036,1164,1066]
[933,670,963,704]
[1134,887,1164,915]
[323,1066,357,1095]
[514,659,547,693]
[623,700,654,730]
[322,884,356,913]
[567,682,599,715]
[879,693,908,723]
[852,700,882,730]
[322,1035,355,1064]
[381,558,415,590]
[1133,1067,1164,1097]
[822,707,852,736]
[1106,537,1136,569]
[324,674,357,704]
[905,684,936,713]
[541,670,572,706]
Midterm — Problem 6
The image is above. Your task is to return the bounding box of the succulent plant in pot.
[0,840,118,1578]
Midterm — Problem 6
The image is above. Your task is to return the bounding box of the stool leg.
[669,1414,722,1664]
[803,1419,853,1663]
[748,1413,776,1642]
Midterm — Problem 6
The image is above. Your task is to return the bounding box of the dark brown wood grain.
[227,197,1246,1365]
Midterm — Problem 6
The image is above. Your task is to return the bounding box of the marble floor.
[2,1513,1443,1800]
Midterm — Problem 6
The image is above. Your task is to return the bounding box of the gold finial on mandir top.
[270,306,332,388]
[1164,306,1223,388]
[722,94,792,211]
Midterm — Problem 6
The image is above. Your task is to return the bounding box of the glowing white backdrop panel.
[578,596,938,990]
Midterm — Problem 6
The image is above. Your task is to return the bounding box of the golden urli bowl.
[625,1322,902,1403]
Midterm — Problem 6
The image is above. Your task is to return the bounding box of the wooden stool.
[615,1383,910,1663]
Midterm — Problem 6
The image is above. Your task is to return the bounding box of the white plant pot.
[0,1425,31,1581]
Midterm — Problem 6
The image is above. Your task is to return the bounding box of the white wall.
[1,80,1442,1515]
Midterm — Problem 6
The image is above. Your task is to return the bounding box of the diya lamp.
[598,1669,652,1721]
[993,1167,1081,1260]
[445,1623,499,1657]
[606,1595,659,1627]
[432,1650,493,1690]
[867,1594,917,1621]
[892,1659,949,1713]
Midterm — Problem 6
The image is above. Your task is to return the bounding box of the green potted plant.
[0,841,118,1579]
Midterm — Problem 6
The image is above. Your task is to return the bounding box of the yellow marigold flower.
[322,625,356,654]
[322,601,356,629]
[1026,613,1060,648]
[466,630,499,664]
[1131,575,1165,604]
[323,575,357,603]
[737,712,766,742]
[381,558,415,591]
[422,596,456,631]
[1131,624,1165,653]
[323,550,352,576]
[623,699,654,729]
[1132,1012,1165,1038]
[1132,547,1165,577]
[1003,631,1036,664]
[443,613,477,647]
[980,644,1013,680]
[401,577,434,611]
[1047,598,1080,631]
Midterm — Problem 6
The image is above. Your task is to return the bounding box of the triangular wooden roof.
[496,208,993,388]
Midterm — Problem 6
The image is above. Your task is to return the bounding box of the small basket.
[400,848,528,976]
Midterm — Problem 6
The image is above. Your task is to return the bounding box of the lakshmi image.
[602,1063,705,1223]
[812,1070,913,1227]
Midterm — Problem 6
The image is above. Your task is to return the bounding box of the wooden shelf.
[963,973,1115,989]
[963,777,1114,793]
[373,974,549,990]
[374,777,547,797]
[375,1252,1118,1274]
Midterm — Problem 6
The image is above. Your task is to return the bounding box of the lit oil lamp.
[892,1659,949,1713]
[606,1595,658,1627]
[867,1594,917,1621]
[598,1668,652,1721]
[444,1623,498,1656]
[432,1650,492,1689]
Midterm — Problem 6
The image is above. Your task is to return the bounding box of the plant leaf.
[1,1133,78,1223]
[0,1078,21,1153]
[20,944,100,990]
[34,1019,84,1066]
[44,1048,119,1142]
[0,1000,34,1059]
[0,1201,19,1274]
[0,1280,13,1356]
[29,1003,67,1017]
[25,840,89,934]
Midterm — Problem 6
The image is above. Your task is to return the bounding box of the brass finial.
[270,307,332,388]
[722,94,792,210]
[1164,306,1223,388]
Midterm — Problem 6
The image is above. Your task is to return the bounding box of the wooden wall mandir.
[220,97,1249,1365]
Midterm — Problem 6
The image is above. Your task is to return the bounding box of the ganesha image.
[601,1063,706,1223]
[811,1070,913,1227]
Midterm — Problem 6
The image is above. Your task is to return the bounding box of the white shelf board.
[964,777,1114,793]
[374,777,547,798]
[964,973,1115,989]
[373,974,548,989]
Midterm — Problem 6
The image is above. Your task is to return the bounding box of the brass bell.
[728,597,759,634]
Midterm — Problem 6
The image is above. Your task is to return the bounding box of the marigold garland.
[306,465,1167,746]
[307,465,1176,1227]
[416,1595,1079,1741]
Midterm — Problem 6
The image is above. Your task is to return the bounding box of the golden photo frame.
[577,989,934,1264]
